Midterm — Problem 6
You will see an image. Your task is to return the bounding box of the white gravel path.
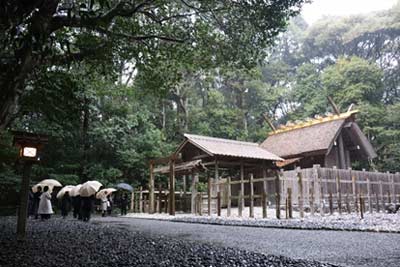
[125,207,400,232]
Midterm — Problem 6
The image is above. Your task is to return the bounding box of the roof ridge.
[269,110,358,136]
[184,133,259,146]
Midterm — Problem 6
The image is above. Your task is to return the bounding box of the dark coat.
[60,195,72,213]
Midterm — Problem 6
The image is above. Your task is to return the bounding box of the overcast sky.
[301,0,398,24]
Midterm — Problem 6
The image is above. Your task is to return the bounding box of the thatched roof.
[261,111,377,159]
[178,134,283,161]
[261,119,345,158]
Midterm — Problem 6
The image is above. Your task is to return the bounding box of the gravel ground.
[94,216,400,267]
[126,208,400,232]
[0,216,337,267]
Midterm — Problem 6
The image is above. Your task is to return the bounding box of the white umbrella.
[38,179,62,187]
[70,184,82,197]
[96,188,117,199]
[79,181,103,197]
[56,185,75,199]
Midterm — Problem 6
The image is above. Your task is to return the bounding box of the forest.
[1,1,399,203]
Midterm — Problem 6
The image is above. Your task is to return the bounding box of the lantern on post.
[12,131,48,241]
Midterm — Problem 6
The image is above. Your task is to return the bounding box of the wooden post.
[130,191,134,212]
[366,172,372,213]
[351,169,358,214]
[158,184,162,213]
[359,193,364,219]
[191,173,198,214]
[262,190,267,218]
[297,167,304,218]
[149,161,155,214]
[240,160,245,211]
[315,165,324,216]
[275,171,281,219]
[207,175,212,216]
[183,175,187,212]
[262,162,268,218]
[139,186,143,213]
[227,177,231,217]
[198,192,203,216]
[169,159,175,215]
[249,174,254,218]
[17,162,33,241]
[387,191,391,205]
[334,167,342,215]
[287,187,292,219]
[389,172,395,203]
[215,160,219,193]
[238,190,243,217]
[143,196,149,213]
[328,192,333,215]
[217,191,221,216]
[375,192,380,212]
[163,192,168,213]
[379,180,383,208]
[285,197,288,219]
[345,193,350,213]
[310,169,315,216]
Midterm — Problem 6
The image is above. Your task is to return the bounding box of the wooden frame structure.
[148,134,282,215]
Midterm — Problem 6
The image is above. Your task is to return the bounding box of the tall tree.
[0,0,306,130]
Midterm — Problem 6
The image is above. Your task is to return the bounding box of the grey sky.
[301,0,398,24]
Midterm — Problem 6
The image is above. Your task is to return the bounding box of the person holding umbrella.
[79,181,102,222]
[100,192,108,217]
[119,193,129,216]
[60,191,72,218]
[38,186,53,220]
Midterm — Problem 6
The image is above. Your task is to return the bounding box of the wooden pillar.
[297,167,304,218]
[183,175,187,212]
[217,191,221,216]
[337,134,346,169]
[169,159,175,215]
[227,177,231,217]
[287,187,292,218]
[379,180,383,207]
[240,160,245,211]
[351,168,357,214]
[139,186,143,213]
[388,172,395,203]
[262,190,267,218]
[191,173,198,214]
[207,175,212,216]
[238,190,243,217]
[275,170,281,219]
[249,174,254,218]
[334,166,342,215]
[17,162,33,241]
[131,191,135,212]
[315,165,324,216]
[158,184,162,213]
[366,170,372,213]
[262,162,268,217]
[149,161,155,214]
[215,160,219,192]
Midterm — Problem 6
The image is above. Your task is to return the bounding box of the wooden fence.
[132,165,400,219]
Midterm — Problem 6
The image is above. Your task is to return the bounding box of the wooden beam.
[327,96,341,115]
[169,159,175,215]
[263,113,276,131]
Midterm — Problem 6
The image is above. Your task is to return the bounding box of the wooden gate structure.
[146,133,282,215]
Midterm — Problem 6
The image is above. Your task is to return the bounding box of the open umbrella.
[39,179,62,187]
[56,185,75,199]
[79,181,103,197]
[116,183,133,192]
[96,188,117,199]
[70,184,82,197]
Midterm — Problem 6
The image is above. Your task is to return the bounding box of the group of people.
[29,186,53,220]
[29,186,130,221]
